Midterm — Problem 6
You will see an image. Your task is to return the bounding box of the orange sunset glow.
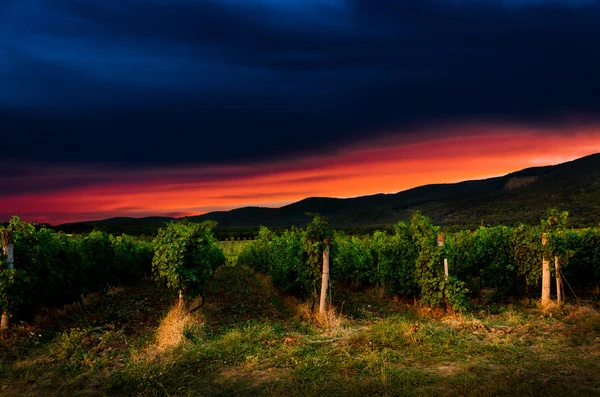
[2,123,600,225]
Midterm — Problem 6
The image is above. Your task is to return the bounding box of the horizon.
[10,148,600,226]
[2,0,600,224]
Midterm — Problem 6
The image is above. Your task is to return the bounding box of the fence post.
[437,234,448,278]
[541,233,551,307]
[1,229,15,329]
[555,256,563,306]
[319,237,330,319]
[178,289,184,309]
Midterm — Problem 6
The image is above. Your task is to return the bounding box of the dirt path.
[202,265,290,328]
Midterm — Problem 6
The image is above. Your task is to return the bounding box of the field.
[1,263,599,397]
[216,240,253,262]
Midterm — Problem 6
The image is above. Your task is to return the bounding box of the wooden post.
[555,256,562,306]
[319,237,330,319]
[437,234,448,278]
[2,230,14,270]
[541,233,551,307]
[437,233,445,248]
[178,289,184,309]
[1,229,15,329]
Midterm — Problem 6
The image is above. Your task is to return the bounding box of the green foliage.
[562,228,600,290]
[152,220,225,295]
[410,211,443,307]
[332,232,374,285]
[240,209,600,311]
[237,227,273,274]
[111,234,154,284]
[237,215,333,300]
[0,264,29,313]
[0,216,153,320]
[411,211,469,310]
[81,230,117,290]
[330,223,418,296]
[371,224,418,295]
[542,209,569,233]
[447,226,517,298]
[269,228,307,295]
[444,276,470,312]
[303,213,334,297]
[510,225,543,291]
[542,209,570,263]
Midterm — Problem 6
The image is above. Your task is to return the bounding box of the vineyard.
[238,211,600,311]
[216,239,253,262]
[1,212,600,396]
[0,217,153,324]
[1,211,600,326]
[0,217,226,327]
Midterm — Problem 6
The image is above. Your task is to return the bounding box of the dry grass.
[155,305,196,351]
[316,305,345,332]
[442,313,487,332]
[280,295,346,333]
[564,305,600,322]
[283,296,312,321]
[131,304,201,363]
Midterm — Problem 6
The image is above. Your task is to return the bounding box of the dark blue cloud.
[1,0,599,165]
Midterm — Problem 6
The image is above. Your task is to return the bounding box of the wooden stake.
[437,234,449,279]
[541,233,551,307]
[2,230,14,270]
[1,229,14,330]
[0,313,8,329]
[319,238,330,319]
[437,233,446,247]
[555,256,562,306]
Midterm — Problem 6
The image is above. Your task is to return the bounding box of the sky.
[1,0,600,225]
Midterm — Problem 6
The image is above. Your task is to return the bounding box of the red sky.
[2,122,600,225]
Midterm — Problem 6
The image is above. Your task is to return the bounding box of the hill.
[56,153,600,234]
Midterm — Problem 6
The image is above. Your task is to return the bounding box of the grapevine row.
[238,211,600,311]
[1,217,225,324]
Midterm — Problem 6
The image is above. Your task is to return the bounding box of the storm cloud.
[1,0,599,166]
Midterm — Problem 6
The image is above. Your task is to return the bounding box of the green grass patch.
[1,265,599,396]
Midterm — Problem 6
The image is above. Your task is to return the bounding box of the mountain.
[57,217,173,235]
[56,153,600,234]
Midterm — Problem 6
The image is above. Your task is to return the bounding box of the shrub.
[152,220,225,300]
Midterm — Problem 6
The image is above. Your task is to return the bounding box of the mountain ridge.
[56,153,600,234]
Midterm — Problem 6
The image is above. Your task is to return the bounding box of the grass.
[216,240,254,262]
[1,266,600,396]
